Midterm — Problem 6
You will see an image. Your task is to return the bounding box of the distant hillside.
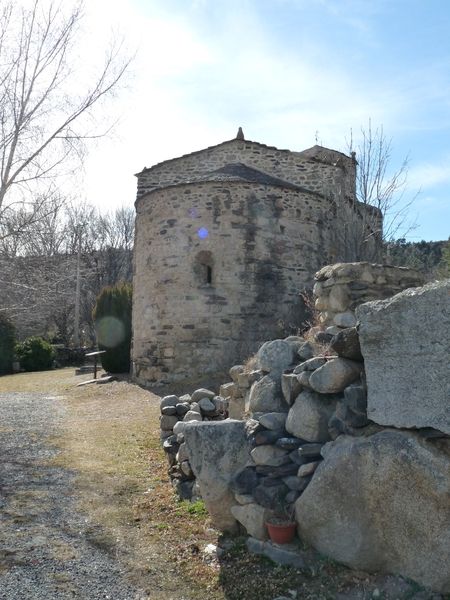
[385,239,448,277]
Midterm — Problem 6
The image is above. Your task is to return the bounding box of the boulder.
[230,504,270,540]
[285,390,337,442]
[256,339,295,375]
[248,375,287,413]
[229,364,244,383]
[297,341,315,361]
[184,420,251,531]
[330,327,363,361]
[191,388,215,403]
[259,412,287,430]
[198,397,216,413]
[356,280,450,435]
[161,405,177,416]
[230,466,259,495]
[295,431,450,594]
[250,445,290,467]
[228,396,245,420]
[294,357,327,373]
[281,373,303,405]
[219,382,238,399]
[333,311,357,328]
[237,370,263,390]
[253,429,285,446]
[160,414,178,430]
[183,410,202,422]
[160,395,179,410]
[309,358,362,394]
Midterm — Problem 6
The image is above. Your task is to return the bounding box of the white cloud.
[409,159,450,189]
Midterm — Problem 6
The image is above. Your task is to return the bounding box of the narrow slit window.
[206,265,212,284]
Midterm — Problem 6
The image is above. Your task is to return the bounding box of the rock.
[161,405,177,416]
[173,420,187,435]
[160,395,179,409]
[295,431,450,594]
[314,331,334,345]
[180,460,194,478]
[285,390,337,443]
[231,504,270,540]
[176,441,189,462]
[259,412,287,430]
[253,482,288,508]
[330,327,363,361]
[285,490,301,504]
[256,339,295,374]
[229,364,244,383]
[246,537,306,569]
[281,373,303,405]
[248,375,287,413]
[325,325,341,336]
[198,397,216,413]
[297,460,320,477]
[244,418,264,437]
[173,479,194,500]
[296,370,313,389]
[251,445,290,467]
[175,402,190,416]
[283,476,306,491]
[237,370,263,389]
[184,421,251,531]
[333,311,357,328]
[228,396,245,419]
[297,341,315,361]
[294,357,327,373]
[179,393,191,403]
[234,493,254,505]
[219,382,238,399]
[230,467,259,495]
[258,462,299,477]
[298,443,323,457]
[253,429,286,446]
[356,280,450,435]
[335,401,369,428]
[183,410,202,422]
[275,437,304,450]
[309,358,362,394]
[191,388,216,403]
[160,414,178,430]
[343,383,367,414]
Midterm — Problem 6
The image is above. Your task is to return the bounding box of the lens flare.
[96,317,125,348]
[197,227,209,239]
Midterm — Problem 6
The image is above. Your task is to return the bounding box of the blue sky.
[82,0,450,242]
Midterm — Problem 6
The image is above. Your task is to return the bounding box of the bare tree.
[0,0,130,226]
[343,121,418,261]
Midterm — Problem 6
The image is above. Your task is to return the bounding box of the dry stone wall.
[157,266,450,594]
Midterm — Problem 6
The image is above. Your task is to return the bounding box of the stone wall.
[133,181,343,387]
[158,268,450,594]
[313,262,424,329]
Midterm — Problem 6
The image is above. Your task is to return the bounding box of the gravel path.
[0,392,144,600]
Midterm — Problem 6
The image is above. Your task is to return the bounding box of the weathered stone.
[295,431,450,594]
[297,341,315,361]
[250,445,290,467]
[260,462,299,478]
[285,490,301,504]
[160,414,178,430]
[234,493,254,505]
[175,402,190,416]
[285,390,337,443]
[228,396,245,419]
[333,311,357,328]
[356,281,450,435]
[176,442,189,463]
[173,420,187,435]
[237,370,263,389]
[253,429,286,446]
[327,283,351,312]
[275,437,304,450]
[282,476,306,491]
[244,418,264,437]
[256,339,295,375]
[325,325,341,336]
[246,538,306,569]
[259,412,287,430]
[281,373,303,405]
[298,443,323,457]
[330,327,363,361]
[173,479,194,500]
[314,331,334,345]
[248,375,287,413]
[184,420,251,531]
[183,410,202,422]
[219,382,238,399]
[198,397,216,413]
[335,401,369,428]
[160,395,179,409]
[230,466,259,495]
[253,482,288,508]
[191,388,216,403]
[296,370,313,389]
[161,405,177,416]
[294,357,327,373]
[231,504,270,540]
[309,358,362,394]
[343,383,367,414]
[297,460,320,477]
[179,393,191,403]
[180,460,194,478]
[229,364,244,383]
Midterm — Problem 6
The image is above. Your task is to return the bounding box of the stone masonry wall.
[136,139,356,203]
[132,181,342,387]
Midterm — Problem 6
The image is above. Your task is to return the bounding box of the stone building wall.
[132,180,343,387]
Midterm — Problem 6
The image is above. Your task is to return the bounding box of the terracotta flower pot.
[266,521,297,544]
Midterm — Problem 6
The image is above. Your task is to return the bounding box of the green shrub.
[16,336,55,372]
[0,314,16,375]
[92,282,132,373]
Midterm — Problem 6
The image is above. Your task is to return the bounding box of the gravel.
[0,392,144,600]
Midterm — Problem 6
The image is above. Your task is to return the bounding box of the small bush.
[92,282,132,374]
[16,336,55,372]
[0,314,16,375]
